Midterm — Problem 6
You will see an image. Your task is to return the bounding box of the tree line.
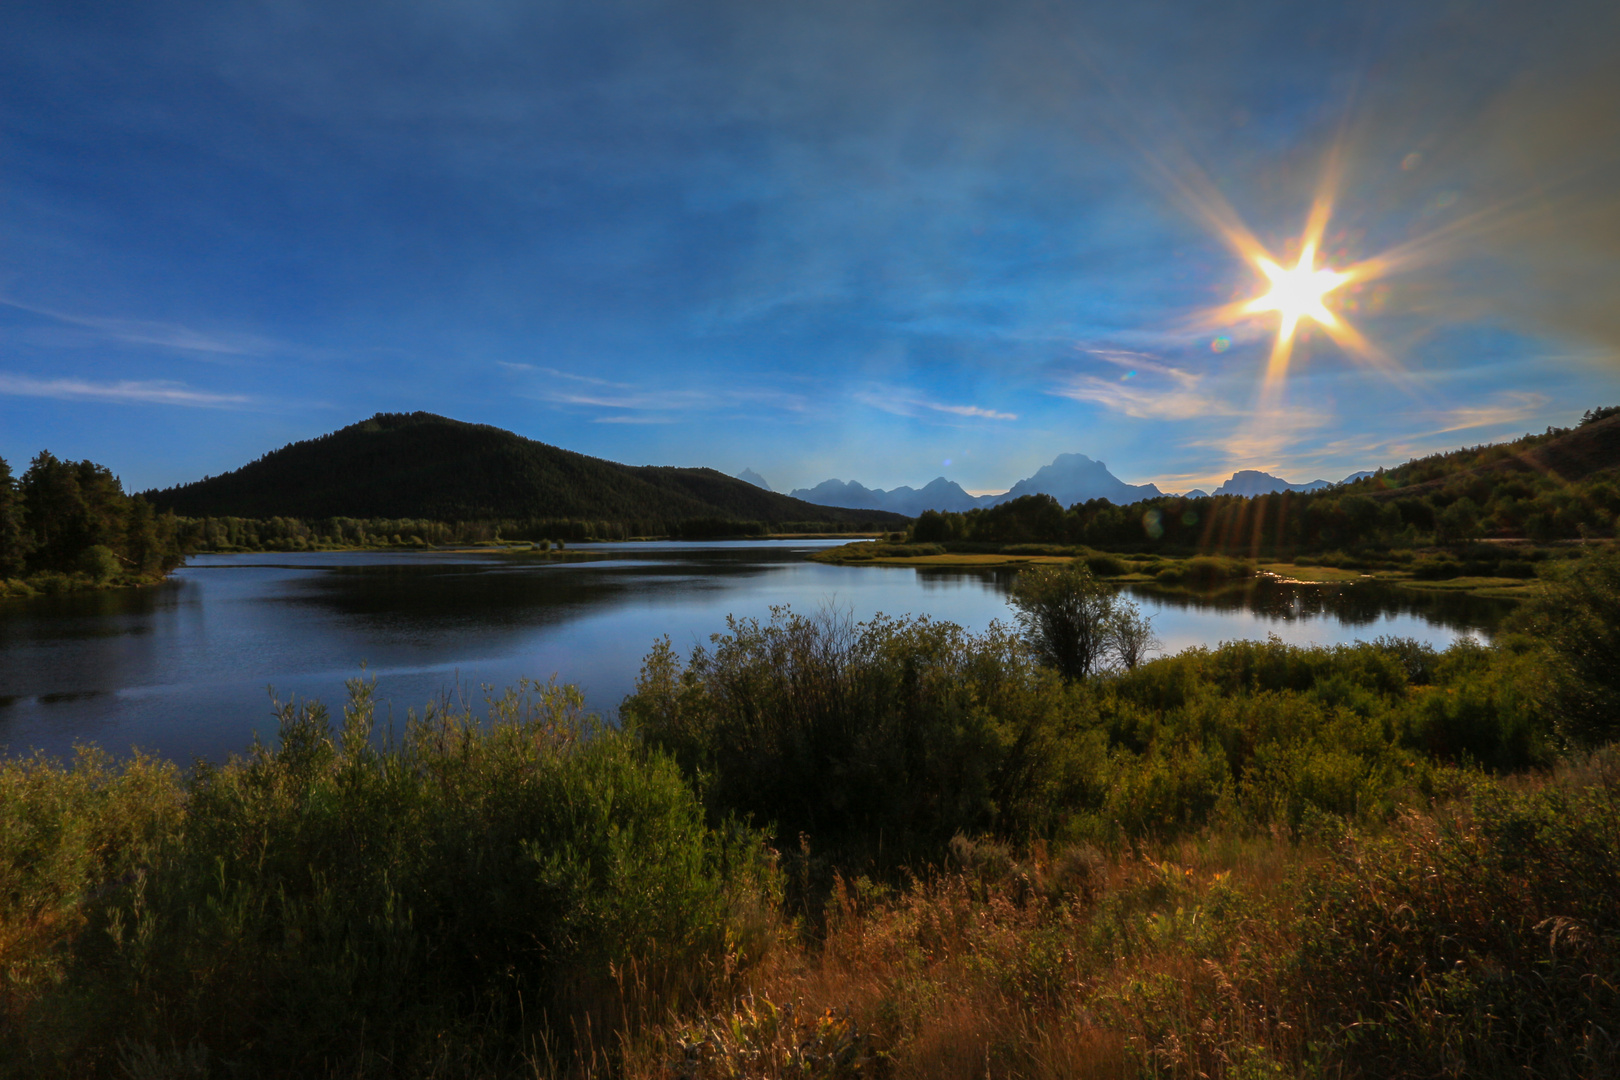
[912,411,1620,556]
[0,452,186,595]
[173,514,884,552]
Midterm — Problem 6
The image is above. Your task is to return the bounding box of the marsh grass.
[625,763,1620,1079]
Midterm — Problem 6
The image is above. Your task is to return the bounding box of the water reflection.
[1,543,1506,764]
[1125,578,1510,634]
[912,566,1509,636]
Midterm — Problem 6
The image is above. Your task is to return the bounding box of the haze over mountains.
[749,456,1374,515]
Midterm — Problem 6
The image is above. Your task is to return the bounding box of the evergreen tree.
[0,455,30,577]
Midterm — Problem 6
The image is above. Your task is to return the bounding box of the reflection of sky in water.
[0,543,1507,764]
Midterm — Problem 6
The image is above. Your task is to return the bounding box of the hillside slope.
[1366,410,1620,499]
[145,413,908,525]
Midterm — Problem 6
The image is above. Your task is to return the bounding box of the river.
[0,540,1510,763]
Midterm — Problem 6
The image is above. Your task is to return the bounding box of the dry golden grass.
[624,834,1312,1080]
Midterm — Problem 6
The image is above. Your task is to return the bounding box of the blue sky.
[3,0,1617,495]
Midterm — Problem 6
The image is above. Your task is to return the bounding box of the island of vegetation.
[3,542,1618,1078]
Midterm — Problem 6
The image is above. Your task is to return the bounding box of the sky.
[3,0,1619,496]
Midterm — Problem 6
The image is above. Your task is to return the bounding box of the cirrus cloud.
[0,373,253,408]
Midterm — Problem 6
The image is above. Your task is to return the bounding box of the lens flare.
[1242,237,1351,389]
[1245,244,1346,335]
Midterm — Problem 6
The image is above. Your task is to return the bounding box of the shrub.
[1,679,776,1077]
[1291,776,1620,1076]
[1513,547,1620,743]
[1152,556,1254,587]
[622,608,1097,866]
[1084,552,1127,576]
[1008,562,1119,680]
[75,545,122,585]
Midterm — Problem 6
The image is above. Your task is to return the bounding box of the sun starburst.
[1245,241,1347,343]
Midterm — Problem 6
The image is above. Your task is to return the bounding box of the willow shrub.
[622,607,1103,869]
[3,678,777,1078]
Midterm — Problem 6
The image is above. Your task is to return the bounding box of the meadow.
[2,550,1616,1078]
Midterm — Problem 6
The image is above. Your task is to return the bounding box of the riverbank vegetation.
[169,514,887,552]
[0,453,186,599]
[813,409,1620,597]
[3,549,1616,1077]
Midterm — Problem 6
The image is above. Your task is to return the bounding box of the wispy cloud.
[541,389,712,410]
[499,361,636,389]
[0,298,276,358]
[855,390,1017,421]
[1429,391,1549,433]
[527,379,813,421]
[1082,347,1203,388]
[0,373,253,408]
[1050,346,1228,420]
[1050,376,1229,421]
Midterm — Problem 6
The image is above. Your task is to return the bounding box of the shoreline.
[811,542,1548,600]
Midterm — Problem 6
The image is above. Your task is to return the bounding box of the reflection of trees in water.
[913,566,1509,635]
[296,551,783,623]
[913,568,1016,594]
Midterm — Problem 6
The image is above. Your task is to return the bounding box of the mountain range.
[747,458,1373,515]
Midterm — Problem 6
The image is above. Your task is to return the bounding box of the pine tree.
[0,455,30,577]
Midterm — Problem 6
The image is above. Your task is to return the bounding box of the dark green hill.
[1364,408,1620,499]
[144,413,908,526]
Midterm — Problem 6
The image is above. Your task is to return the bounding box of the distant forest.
[0,452,186,596]
[912,407,1620,555]
[172,513,883,553]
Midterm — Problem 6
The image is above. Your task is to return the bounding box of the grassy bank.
[3,553,1617,1077]
[812,540,1570,599]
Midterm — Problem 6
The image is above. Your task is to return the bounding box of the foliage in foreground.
[1,680,777,1078]
[4,547,1617,1077]
[625,604,1553,874]
[641,761,1620,1080]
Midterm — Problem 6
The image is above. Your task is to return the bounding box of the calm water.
[0,541,1510,763]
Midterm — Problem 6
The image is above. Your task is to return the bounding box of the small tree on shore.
[1110,599,1162,672]
[1007,562,1117,680]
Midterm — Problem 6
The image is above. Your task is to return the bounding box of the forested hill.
[1362,406,1620,498]
[145,412,908,526]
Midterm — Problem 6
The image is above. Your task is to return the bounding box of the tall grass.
[627,760,1620,1079]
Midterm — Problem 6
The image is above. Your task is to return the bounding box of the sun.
[1244,240,1348,345]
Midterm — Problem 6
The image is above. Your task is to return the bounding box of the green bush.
[75,545,121,585]
[1513,547,1620,743]
[1153,555,1255,587]
[1084,552,1127,576]
[622,608,1096,865]
[2,679,776,1077]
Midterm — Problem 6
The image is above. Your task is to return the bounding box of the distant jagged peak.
[790,452,1164,514]
[1211,469,1350,497]
[736,468,772,491]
